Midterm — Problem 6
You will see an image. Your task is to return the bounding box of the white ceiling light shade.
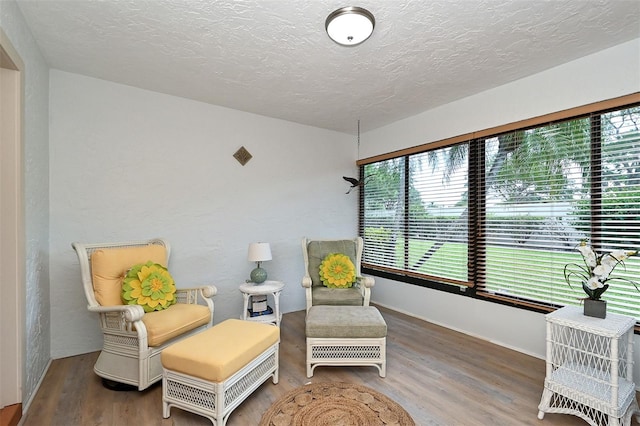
[325,6,375,46]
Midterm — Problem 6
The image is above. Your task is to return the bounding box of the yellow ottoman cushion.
[161,319,280,382]
[142,303,211,347]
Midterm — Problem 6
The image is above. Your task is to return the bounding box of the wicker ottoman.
[161,319,279,426]
[306,305,387,378]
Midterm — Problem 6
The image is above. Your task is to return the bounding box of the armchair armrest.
[302,275,314,314]
[356,275,374,307]
[88,304,145,335]
[357,275,375,288]
[177,285,217,298]
[302,275,313,288]
[88,304,145,322]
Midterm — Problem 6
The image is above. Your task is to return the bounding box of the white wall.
[49,70,357,358]
[0,0,51,408]
[363,39,640,385]
[361,39,640,158]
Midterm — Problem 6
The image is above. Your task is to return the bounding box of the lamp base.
[250,267,267,284]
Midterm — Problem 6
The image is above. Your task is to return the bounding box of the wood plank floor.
[22,306,638,425]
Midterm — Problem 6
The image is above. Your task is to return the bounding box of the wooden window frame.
[358,93,640,332]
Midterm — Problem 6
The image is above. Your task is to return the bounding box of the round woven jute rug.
[259,382,415,426]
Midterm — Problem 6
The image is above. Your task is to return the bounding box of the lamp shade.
[248,242,272,262]
[325,6,375,46]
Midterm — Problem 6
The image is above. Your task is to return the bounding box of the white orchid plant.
[564,241,639,301]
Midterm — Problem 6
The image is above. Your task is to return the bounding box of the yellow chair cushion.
[161,319,280,382]
[142,303,211,347]
[90,245,167,306]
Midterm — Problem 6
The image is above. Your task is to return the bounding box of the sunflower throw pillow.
[122,261,177,312]
[319,253,356,288]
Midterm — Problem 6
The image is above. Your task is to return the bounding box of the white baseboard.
[371,300,544,360]
[372,300,640,392]
[18,357,52,424]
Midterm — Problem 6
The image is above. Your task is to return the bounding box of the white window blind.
[407,147,468,284]
[476,107,640,319]
[361,146,469,286]
[361,158,406,274]
[593,107,640,317]
[477,120,592,308]
[359,100,640,322]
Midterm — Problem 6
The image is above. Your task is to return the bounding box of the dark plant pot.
[584,299,606,319]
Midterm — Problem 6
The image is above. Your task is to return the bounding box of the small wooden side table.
[238,280,284,327]
[537,305,639,426]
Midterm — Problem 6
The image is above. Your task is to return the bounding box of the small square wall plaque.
[233,146,252,166]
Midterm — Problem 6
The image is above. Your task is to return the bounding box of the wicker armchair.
[301,237,374,314]
[72,238,216,390]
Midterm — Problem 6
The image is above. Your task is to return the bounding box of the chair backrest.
[302,237,363,287]
[71,238,170,308]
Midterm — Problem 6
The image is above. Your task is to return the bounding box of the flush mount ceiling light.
[325,6,375,46]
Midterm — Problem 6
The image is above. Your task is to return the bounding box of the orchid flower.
[564,241,639,301]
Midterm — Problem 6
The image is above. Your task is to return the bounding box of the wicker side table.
[239,280,284,327]
[537,305,640,426]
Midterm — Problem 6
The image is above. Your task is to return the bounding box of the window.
[359,97,640,322]
[361,146,470,287]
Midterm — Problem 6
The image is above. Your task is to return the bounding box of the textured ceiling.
[15,0,640,134]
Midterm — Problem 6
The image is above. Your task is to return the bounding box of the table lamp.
[247,242,272,284]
